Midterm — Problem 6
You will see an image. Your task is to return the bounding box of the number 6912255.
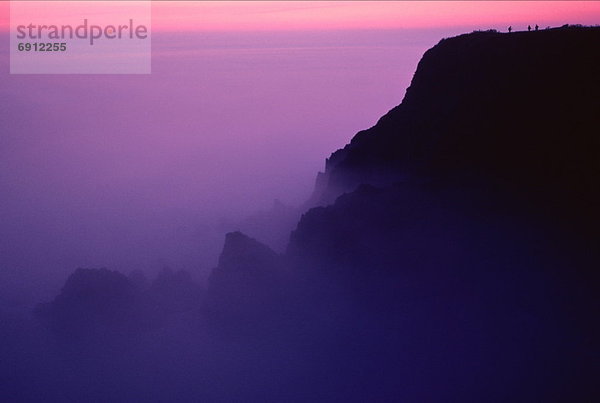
[17,42,67,52]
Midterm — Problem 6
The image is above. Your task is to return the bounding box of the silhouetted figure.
[508,26,512,33]
[535,24,539,31]
[528,25,532,32]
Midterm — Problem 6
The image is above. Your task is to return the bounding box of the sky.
[150,1,600,31]
[0,1,599,303]
[2,1,600,32]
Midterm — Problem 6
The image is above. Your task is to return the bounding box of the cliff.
[312,26,600,219]
[34,26,600,401]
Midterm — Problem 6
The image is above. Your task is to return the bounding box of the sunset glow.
[150,1,600,31]
[2,1,600,32]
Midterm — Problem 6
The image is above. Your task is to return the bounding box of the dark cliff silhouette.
[22,26,600,402]
[212,25,600,401]
[311,26,600,226]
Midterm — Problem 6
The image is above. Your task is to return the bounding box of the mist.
[0,28,454,304]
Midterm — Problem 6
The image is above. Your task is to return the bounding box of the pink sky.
[1,1,599,32]
[150,1,600,31]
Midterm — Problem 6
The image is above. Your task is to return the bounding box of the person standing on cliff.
[535,24,539,31]
[508,26,512,33]
[528,25,532,32]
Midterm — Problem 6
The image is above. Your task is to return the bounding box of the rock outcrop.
[34,268,137,338]
[312,26,600,224]
[208,27,599,398]
[32,26,600,401]
[205,232,285,332]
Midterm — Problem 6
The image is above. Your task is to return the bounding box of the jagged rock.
[205,232,285,332]
[217,200,301,253]
[285,29,598,399]
[213,231,281,276]
[25,27,599,401]
[34,268,137,338]
[312,26,600,221]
